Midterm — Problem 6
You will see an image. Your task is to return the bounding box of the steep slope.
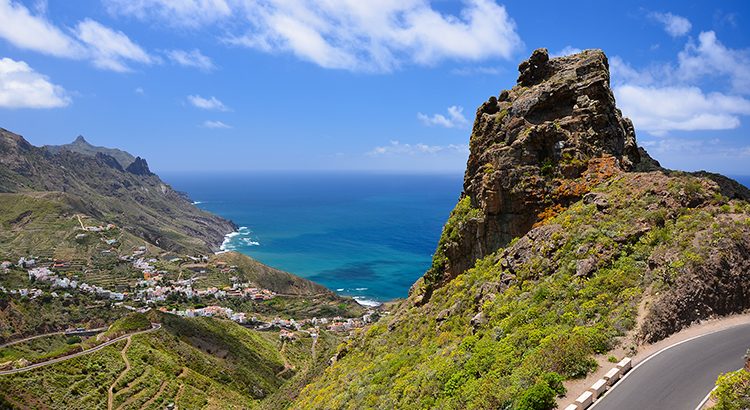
[0,312,317,409]
[294,49,750,409]
[44,135,136,169]
[419,49,660,301]
[0,128,233,254]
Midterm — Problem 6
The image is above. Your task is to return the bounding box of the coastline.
[217,226,384,307]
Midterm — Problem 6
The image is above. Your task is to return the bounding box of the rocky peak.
[73,135,88,145]
[125,156,153,176]
[420,48,659,297]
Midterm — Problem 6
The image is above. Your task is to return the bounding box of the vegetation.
[0,334,83,365]
[712,369,750,410]
[0,312,328,408]
[0,291,126,344]
[425,197,483,286]
[295,173,750,409]
[103,312,152,337]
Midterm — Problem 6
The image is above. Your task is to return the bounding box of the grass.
[0,312,334,408]
[294,172,750,409]
[0,334,82,364]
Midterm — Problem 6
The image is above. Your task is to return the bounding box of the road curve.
[0,327,108,349]
[0,331,64,349]
[0,324,160,376]
[592,321,750,410]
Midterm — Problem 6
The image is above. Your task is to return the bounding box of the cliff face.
[422,48,660,296]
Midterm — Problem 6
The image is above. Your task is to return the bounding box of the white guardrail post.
[563,357,633,409]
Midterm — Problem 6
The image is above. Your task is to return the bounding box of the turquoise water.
[163,172,750,305]
[163,172,464,304]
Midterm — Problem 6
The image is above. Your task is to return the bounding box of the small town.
[2,249,380,336]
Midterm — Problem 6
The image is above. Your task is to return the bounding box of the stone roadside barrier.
[563,357,633,409]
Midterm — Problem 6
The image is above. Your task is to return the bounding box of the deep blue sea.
[164,172,749,305]
[163,172,464,305]
[732,175,750,190]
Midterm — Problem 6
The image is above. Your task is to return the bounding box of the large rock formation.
[422,48,659,294]
[295,48,750,409]
[125,156,153,176]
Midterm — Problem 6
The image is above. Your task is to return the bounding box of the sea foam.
[218,227,260,253]
[353,296,382,307]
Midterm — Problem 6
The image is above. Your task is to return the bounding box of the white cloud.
[109,0,522,72]
[610,31,750,136]
[550,46,582,58]
[615,85,750,136]
[417,105,469,128]
[188,95,229,111]
[134,87,144,95]
[0,0,83,58]
[451,65,502,76]
[203,120,231,129]
[640,137,750,159]
[367,140,469,156]
[104,0,232,28]
[676,31,750,94]
[0,57,70,108]
[648,12,692,37]
[166,49,215,72]
[75,19,155,72]
[0,1,154,72]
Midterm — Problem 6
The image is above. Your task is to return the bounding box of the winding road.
[0,324,160,376]
[0,327,107,349]
[591,321,750,410]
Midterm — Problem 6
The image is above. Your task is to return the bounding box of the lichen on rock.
[421,48,661,297]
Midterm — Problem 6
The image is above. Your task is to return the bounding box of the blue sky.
[0,1,748,174]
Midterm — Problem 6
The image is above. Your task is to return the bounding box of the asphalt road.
[592,322,750,410]
[0,327,108,349]
[0,324,160,376]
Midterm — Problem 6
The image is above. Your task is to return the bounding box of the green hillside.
[0,312,325,409]
[295,171,750,409]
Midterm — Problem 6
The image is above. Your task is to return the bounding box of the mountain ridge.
[1,127,233,254]
[43,135,137,169]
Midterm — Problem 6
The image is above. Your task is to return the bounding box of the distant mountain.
[44,135,136,169]
[0,127,232,254]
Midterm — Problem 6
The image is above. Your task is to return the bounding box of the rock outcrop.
[95,152,124,171]
[125,156,153,176]
[422,48,659,295]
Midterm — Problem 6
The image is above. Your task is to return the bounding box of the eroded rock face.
[424,48,660,292]
[125,156,153,176]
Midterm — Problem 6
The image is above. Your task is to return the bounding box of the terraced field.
[0,313,325,409]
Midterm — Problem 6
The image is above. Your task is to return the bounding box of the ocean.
[163,172,464,305]
[164,172,750,306]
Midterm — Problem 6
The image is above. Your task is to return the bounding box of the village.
[2,248,380,339]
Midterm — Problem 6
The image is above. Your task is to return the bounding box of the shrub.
[515,382,555,410]
[712,369,750,410]
[66,335,82,344]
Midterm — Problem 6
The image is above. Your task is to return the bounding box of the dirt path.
[311,335,318,360]
[276,341,294,377]
[108,337,132,410]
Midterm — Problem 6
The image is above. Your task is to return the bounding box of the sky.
[0,1,748,175]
